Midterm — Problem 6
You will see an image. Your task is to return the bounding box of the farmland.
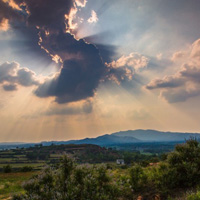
[0,143,163,199]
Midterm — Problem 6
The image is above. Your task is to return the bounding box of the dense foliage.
[12,139,200,200]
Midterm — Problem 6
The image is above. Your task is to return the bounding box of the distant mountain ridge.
[41,129,200,146]
[1,129,200,149]
[112,129,200,142]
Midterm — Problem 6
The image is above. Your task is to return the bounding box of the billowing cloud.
[87,10,98,24]
[146,38,200,103]
[0,62,39,91]
[107,53,149,72]
[106,53,149,84]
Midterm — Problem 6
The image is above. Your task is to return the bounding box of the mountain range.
[1,129,200,149]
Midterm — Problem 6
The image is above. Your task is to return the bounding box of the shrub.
[12,156,121,200]
[187,191,200,200]
[129,165,147,193]
[3,165,12,173]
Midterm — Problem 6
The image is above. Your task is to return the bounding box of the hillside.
[0,144,120,170]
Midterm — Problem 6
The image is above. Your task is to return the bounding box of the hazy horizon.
[1,129,200,143]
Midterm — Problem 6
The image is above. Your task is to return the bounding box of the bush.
[187,191,200,200]
[167,139,200,188]
[3,165,12,173]
[129,165,147,193]
[20,166,33,172]
[12,156,121,200]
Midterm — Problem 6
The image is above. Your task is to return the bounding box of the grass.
[0,172,37,200]
[50,154,62,158]
[0,163,45,169]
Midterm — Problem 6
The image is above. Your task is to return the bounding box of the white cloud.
[105,52,149,84]
[171,51,185,62]
[107,52,149,72]
[75,0,87,8]
[87,10,98,24]
[0,62,39,91]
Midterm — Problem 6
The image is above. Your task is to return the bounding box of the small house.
[116,159,125,165]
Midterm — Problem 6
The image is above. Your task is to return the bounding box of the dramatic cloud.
[0,0,143,104]
[0,62,39,91]
[34,32,106,104]
[146,38,200,103]
[0,0,105,103]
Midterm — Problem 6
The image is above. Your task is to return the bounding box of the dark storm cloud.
[14,0,73,30]
[35,32,106,104]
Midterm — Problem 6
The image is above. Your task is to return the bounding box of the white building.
[116,159,125,165]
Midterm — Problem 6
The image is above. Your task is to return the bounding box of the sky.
[0,0,200,142]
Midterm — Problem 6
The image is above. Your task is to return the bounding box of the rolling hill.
[1,130,200,149]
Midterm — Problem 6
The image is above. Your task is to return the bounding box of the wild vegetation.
[0,143,162,173]
[4,139,200,200]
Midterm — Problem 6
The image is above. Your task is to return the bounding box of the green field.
[0,163,45,169]
[0,172,37,200]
